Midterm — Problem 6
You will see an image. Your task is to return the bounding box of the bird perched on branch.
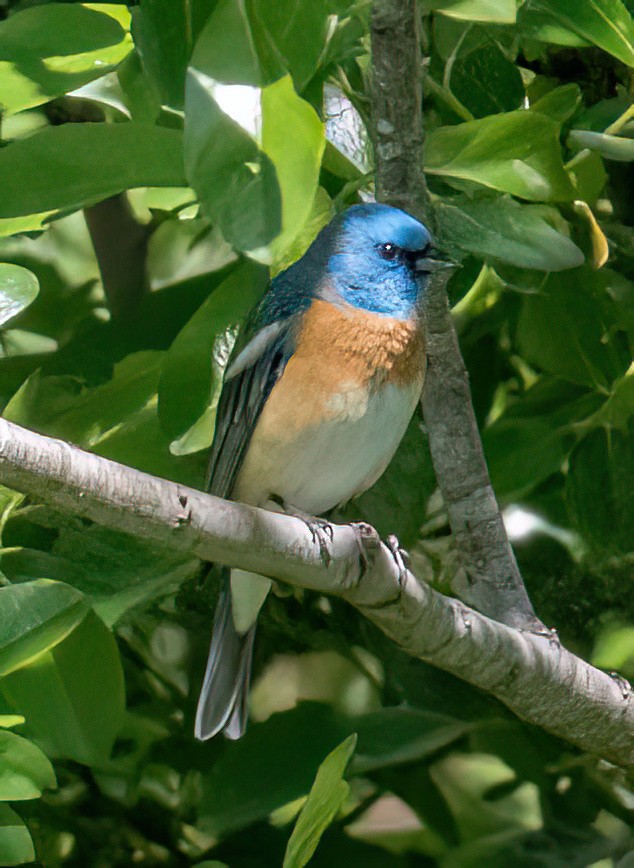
[195,202,449,740]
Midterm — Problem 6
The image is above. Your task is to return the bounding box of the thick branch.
[370,1,540,629]
[84,193,151,322]
[0,419,630,769]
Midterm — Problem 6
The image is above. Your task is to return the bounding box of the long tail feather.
[194,577,255,741]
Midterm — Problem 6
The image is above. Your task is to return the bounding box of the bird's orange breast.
[295,297,426,389]
[251,299,426,435]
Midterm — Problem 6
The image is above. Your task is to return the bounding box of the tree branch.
[0,419,631,769]
[370,0,541,630]
[84,193,151,323]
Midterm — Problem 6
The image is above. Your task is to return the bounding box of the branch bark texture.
[0,419,631,769]
[370,0,541,630]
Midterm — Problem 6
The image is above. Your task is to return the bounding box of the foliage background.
[0,0,632,865]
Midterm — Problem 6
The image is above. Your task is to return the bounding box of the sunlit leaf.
[435,196,584,270]
[425,0,517,23]
[1,611,125,766]
[0,3,132,117]
[0,730,56,801]
[158,261,268,443]
[518,0,634,66]
[283,734,357,868]
[0,581,89,678]
[425,111,576,201]
[0,265,39,329]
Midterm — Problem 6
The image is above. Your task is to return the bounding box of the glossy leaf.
[183,0,363,92]
[425,111,576,202]
[0,265,39,329]
[518,0,634,66]
[0,805,34,866]
[158,261,268,443]
[425,0,516,22]
[0,3,132,117]
[0,581,89,678]
[0,124,185,219]
[531,83,582,123]
[283,734,357,868]
[185,68,324,262]
[0,611,125,766]
[435,196,584,270]
[568,130,634,163]
[0,730,56,801]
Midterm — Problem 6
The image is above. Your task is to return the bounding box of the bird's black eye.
[377,242,400,261]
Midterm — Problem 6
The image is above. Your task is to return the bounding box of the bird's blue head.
[320,203,434,318]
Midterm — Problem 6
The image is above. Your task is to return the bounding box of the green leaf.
[425,111,576,202]
[518,0,634,66]
[593,624,634,674]
[183,0,362,93]
[0,265,39,329]
[568,130,634,163]
[1,611,125,766]
[516,268,630,389]
[259,76,326,265]
[130,0,211,109]
[49,524,199,628]
[584,370,634,433]
[0,3,132,117]
[0,804,34,866]
[483,378,603,498]
[185,68,324,263]
[531,83,582,124]
[4,352,163,446]
[158,261,268,442]
[350,709,475,774]
[0,580,89,678]
[0,730,56,801]
[283,734,357,868]
[200,703,471,838]
[0,123,185,219]
[448,42,525,118]
[424,0,517,22]
[0,717,24,730]
[435,196,584,270]
[567,423,634,554]
[199,704,349,837]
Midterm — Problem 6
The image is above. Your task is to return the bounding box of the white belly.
[232,381,422,514]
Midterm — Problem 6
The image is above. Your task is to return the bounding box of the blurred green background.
[0,0,632,865]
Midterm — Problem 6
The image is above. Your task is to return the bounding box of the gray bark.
[370,0,542,630]
[0,419,631,770]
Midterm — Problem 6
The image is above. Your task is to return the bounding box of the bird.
[195,202,448,741]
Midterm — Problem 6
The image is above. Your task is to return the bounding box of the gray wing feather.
[195,320,294,741]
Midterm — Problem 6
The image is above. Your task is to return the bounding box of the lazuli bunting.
[195,203,441,740]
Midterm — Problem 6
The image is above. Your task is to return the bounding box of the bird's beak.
[415,252,457,273]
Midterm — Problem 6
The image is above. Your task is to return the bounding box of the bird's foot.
[305,516,334,568]
[279,501,334,568]
[386,534,411,588]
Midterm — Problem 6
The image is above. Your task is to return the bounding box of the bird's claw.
[386,534,410,587]
[305,516,334,567]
